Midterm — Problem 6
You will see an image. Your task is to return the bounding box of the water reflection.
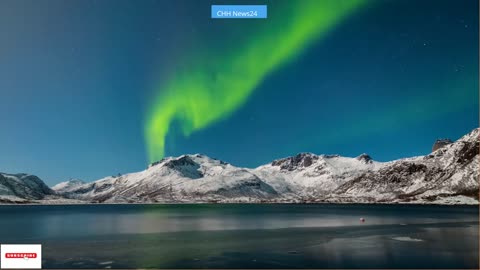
[0,204,477,239]
[0,204,477,268]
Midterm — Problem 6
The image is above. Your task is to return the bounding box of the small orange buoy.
[360,217,365,223]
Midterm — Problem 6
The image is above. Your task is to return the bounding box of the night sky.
[0,0,478,185]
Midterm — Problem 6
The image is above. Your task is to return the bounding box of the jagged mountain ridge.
[335,128,479,203]
[52,153,386,203]
[53,154,280,203]
[49,128,479,204]
[1,128,478,204]
[0,173,54,202]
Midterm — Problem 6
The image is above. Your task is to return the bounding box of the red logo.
[5,253,37,259]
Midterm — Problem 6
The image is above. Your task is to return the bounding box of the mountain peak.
[271,153,319,171]
[458,128,480,143]
[164,155,197,168]
[432,139,453,152]
[0,172,53,201]
[51,179,86,192]
[148,154,229,170]
[355,153,373,164]
[3,128,478,204]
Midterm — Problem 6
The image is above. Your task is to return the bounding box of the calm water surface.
[0,204,477,268]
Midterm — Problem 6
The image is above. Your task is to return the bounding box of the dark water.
[0,204,478,269]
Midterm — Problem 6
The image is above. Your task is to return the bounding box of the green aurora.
[144,0,367,163]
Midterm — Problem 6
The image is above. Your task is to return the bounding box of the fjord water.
[0,204,477,269]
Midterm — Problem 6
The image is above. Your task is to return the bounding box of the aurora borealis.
[0,0,478,185]
[144,0,366,163]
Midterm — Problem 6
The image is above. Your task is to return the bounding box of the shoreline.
[0,201,478,207]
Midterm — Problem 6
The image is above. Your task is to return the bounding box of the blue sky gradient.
[0,0,478,185]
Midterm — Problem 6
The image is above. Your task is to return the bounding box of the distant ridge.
[1,128,479,205]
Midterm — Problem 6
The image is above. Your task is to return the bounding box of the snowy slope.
[51,128,479,204]
[3,128,478,205]
[333,128,479,203]
[254,153,383,198]
[54,154,278,203]
[51,179,85,193]
[0,173,53,203]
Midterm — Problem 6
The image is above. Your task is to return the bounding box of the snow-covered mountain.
[0,173,53,203]
[333,128,479,204]
[254,153,382,197]
[0,129,477,204]
[53,154,279,203]
[51,179,86,194]
[49,128,479,205]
